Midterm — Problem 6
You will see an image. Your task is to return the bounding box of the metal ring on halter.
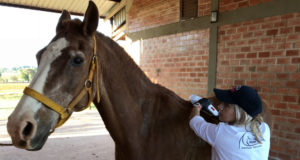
[92,55,96,62]
[85,80,92,88]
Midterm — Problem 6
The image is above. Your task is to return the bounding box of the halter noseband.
[23,36,100,128]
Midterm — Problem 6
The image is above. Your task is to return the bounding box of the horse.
[6,1,272,160]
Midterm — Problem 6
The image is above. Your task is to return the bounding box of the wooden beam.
[104,0,126,22]
[109,0,121,2]
[207,0,219,95]
[112,24,126,38]
[113,31,125,41]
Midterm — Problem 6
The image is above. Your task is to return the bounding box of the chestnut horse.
[7,1,271,160]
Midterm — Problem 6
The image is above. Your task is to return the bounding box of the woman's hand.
[189,103,202,119]
[194,104,202,115]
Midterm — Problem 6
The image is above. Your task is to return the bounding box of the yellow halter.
[23,36,100,128]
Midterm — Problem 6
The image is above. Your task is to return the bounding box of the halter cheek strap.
[23,35,100,128]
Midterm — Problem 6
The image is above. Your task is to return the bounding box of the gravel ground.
[0,110,115,160]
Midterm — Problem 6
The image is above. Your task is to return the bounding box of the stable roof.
[0,0,121,18]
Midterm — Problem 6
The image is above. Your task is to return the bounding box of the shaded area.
[0,110,115,160]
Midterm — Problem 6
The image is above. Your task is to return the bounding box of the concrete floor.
[0,110,115,160]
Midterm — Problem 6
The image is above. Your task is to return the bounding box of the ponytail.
[231,104,264,143]
[250,115,264,143]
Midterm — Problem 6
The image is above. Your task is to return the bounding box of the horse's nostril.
[19,140,27,147]
[22,121,33,138]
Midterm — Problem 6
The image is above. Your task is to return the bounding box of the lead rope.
[0,143,13,146]
[94,36,101,103]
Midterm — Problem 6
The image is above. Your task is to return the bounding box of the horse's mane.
[96,33,152,84]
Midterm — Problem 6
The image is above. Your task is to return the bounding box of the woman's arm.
[189,104,220,147]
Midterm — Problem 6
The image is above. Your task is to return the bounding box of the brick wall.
[217,13,300,160]
[219,0,274,13]
[140,29,210,98]
[127,0,276,34]
[198,0,211,17]
[128,0,179,33]
[128,0,211,33]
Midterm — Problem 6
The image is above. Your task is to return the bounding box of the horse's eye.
[72,57,84,66]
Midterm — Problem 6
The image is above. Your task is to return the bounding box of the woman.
[189,85,270,160]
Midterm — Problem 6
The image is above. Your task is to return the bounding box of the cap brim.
[213,88,235,104]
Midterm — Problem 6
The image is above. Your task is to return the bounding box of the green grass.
[0,83,27,118]
[0,93,23,100]
[0,93,22,120]
[0,83,28,93]
[0,85,97,120]
[0,83,98,121]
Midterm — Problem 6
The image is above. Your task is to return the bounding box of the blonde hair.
[230,104,264,143]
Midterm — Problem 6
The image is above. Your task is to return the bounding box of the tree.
[27,68,36,81]
[9,75,18,82]
[20,70,29,82]
[19,68,37,82]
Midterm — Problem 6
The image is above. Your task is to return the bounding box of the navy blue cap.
[213,85,262,118]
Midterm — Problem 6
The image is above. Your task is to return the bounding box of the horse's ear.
[82,1,99,36]
[56,10,71,34]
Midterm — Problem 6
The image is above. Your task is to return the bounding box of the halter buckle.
[85,80,92,88]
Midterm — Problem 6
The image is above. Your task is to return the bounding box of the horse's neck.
[95,34,154,142]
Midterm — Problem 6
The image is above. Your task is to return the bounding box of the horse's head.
[7,1,100,150]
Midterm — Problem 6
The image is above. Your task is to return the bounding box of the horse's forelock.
[56,18,83,35]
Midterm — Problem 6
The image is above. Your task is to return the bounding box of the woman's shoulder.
[260,122,271,134]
